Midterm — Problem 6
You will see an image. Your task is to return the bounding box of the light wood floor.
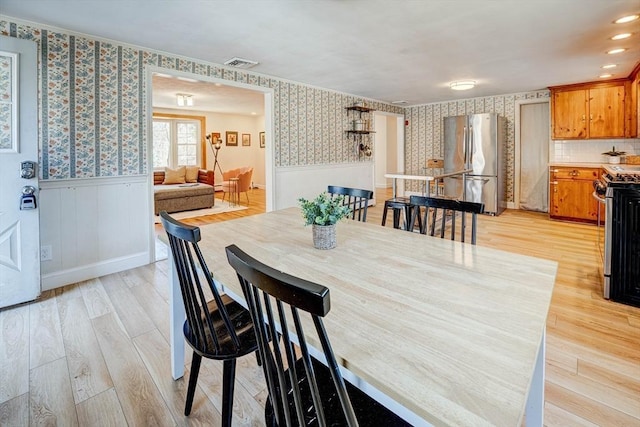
[1,188,638,426]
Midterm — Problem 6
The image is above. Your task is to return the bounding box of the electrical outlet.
[40,245,52,261]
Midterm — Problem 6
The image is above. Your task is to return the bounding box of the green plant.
[298,192,351,226]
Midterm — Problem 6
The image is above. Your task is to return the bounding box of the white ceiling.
[2,0,639,114]
[151,74,266,115]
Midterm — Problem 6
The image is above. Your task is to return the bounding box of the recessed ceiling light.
[599,73,613,79]
[614,14,639,24]
[391,100,408,105]
[607,48,627,54]
[176,77,199,83]
[251,112,257,115]
[611,33,632,40]
[450,81,476,91]
[602,64,618,69]
[214,83,223,87]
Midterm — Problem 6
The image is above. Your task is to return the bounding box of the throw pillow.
[185,166,200,183]
[163,166,186,184]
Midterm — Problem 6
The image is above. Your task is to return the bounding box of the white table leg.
[169,254,186,380]
[525,330,545,426]
[392,178,397,199]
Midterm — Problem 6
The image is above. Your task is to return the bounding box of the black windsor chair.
[225,244,410,427]
[409,196,484,245]
[327,185,374,222]
[381,197,415,230]
[160,211,258,424]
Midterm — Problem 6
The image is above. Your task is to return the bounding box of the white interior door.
[0,36,40,308]
[518,102,549,212]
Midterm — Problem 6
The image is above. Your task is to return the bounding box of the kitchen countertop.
[548,162,605,168]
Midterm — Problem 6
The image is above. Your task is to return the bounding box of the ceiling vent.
[224,57,259,69]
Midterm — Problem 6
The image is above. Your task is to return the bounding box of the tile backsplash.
[550,139,640,163]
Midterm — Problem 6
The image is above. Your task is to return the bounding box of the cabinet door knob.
[582,114,586,121]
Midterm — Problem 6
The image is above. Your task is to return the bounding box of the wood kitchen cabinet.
[549,166,602,223]
[550,80,636,139]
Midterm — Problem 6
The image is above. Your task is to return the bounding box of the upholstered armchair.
[221,167,253,204]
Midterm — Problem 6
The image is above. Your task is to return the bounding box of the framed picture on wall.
[259,132,265,148]
[242,133,251,146]
[226,131,238,146]
[211,132,221,144]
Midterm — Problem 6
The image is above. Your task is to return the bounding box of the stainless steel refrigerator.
[443,113,506,215]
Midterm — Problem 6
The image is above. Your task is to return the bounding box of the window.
[152,118,201,169]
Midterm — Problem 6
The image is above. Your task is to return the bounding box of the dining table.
[165,207,557,426]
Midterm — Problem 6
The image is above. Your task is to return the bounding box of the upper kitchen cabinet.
[550,79,637,140]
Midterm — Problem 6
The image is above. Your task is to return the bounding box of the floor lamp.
[206,134,223,177]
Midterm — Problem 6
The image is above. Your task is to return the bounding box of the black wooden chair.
[160,211,258,424]
[327,185,374,222]
[409,196,484,245]
[381,197,416,230]
[381,197,424,231]
[225,244,410,427]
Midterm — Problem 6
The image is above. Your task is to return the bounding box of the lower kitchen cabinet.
[549,167,601,223]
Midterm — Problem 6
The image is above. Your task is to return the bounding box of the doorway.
[374,112,404,198]
[146,67,274,261]
[514,100,550,212]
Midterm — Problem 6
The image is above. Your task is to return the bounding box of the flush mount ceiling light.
[602,64,618,69]
[391,100,408,105]
[614,14,639,24]
[611,33,632,40]
[607,48,627,54]
[176,94,193,107]
[450,81,476,91]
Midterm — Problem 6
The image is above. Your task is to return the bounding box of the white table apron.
[165,208,556,426]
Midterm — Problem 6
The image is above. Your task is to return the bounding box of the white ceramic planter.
[608,156,621,164]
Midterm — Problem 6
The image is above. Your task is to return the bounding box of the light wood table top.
[180,208,557,426]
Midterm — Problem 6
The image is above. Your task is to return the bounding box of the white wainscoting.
[274,162,375,209]
[39,175,151,290]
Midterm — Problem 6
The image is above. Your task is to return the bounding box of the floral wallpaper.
[1,18,402,180]
[403,90,550,202]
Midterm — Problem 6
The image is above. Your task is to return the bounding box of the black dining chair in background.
[381,198,413,230]
[225,244,410,427]
[409,196,484,245]
[327,185,374,222]
[160,212,258,424]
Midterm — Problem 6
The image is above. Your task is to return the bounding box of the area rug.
[154,201,247,223]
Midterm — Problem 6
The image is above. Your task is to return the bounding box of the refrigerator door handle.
[463,126,467,164]
[468,125,473,166]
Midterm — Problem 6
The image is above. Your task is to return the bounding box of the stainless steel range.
[594,165,640,307]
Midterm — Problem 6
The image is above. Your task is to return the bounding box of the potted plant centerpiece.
[298,192,351,249]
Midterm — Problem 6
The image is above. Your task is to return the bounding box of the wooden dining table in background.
[164,208,557,426]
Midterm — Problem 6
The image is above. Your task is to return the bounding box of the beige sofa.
[153,169,215,215]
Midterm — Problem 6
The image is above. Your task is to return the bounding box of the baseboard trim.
[41,252,149,291]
